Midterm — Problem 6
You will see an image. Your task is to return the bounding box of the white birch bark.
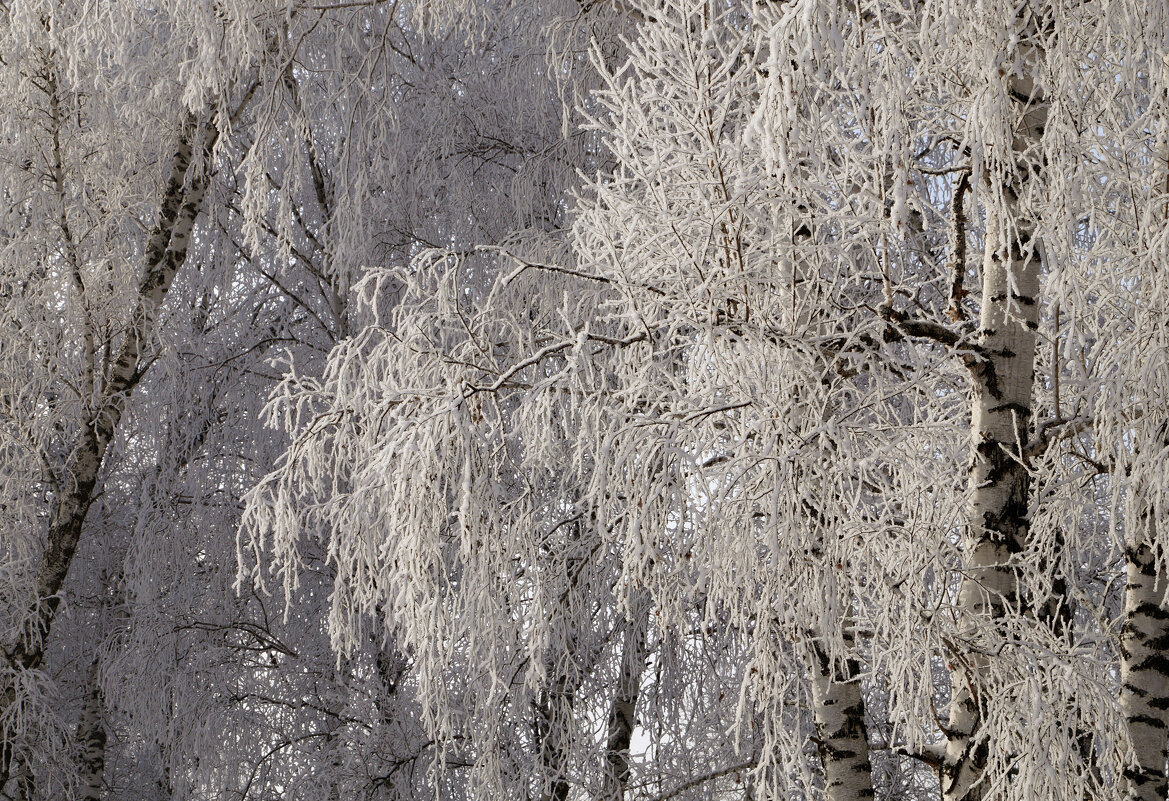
[1121,537,1169,801]
[943,7,1049,800]
[806,620,875,801]
[1117,37,1169,801]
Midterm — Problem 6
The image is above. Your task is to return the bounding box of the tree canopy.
[2,1,1169,801]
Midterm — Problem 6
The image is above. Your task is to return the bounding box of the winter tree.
[244,1,1169,801]
[3,0,627,798]
[5,0,1169,800]
[0,1,279,794]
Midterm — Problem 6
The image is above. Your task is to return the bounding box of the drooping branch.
[646,758,758,801]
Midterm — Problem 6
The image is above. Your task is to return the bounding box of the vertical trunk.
[1120,46,1169,798]
[155,745,174,801]
[943,8,1049,801]
[943,167,1042,801]
[1121,539,1169,801]
[793,503,874,799]
[601,593,650,801]
[76,660,106,801]
[535,673,575,801]
[807,618,875,801]
[789,167,877,801]
[1037,529,1101,797]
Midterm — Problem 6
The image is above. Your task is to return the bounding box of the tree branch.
[646,758,758,801]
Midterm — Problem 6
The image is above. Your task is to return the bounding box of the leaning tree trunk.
[0,112,217,792]
[942,7,1049,801]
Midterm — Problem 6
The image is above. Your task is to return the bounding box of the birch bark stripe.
[943,5,1049,800]
[807,626,875,801]
[1121,539,1169,801]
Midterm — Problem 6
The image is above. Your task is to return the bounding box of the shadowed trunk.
[76,660,106,801]
[601,592,650,801]
[535,671,576,801]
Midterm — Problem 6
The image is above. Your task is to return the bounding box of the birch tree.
[4,0,1169,799]
[0,2,280,792]
[244,1,1169,800]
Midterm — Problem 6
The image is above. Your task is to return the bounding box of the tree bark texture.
[1121,539,1169,801]
[807,618,876,801]
[943,7,1049,800]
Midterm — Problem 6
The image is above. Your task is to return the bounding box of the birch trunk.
[789,179,877,799]
[1119,47,1169,801]
[0,114,216,791]
[807,619,875,801]
[943,8,1049,800]
[1120,539,1169,801]
[600,592,650,801]
[76,660,106,801]
[942,157,1043,801]
[536,513,583,801]
[535,672,576,801]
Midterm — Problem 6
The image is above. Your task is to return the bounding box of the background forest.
[1,1,1168,800]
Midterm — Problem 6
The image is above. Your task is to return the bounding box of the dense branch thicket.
[2,1,1169,800]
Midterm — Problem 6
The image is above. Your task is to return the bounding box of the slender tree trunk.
[535,672,576,801]
[0,113,217,791]
[76,659,106,801]
[1120,539,1169,801]
[807,618,875,801]
[943,8,1049,800]
[601,592,650,801]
